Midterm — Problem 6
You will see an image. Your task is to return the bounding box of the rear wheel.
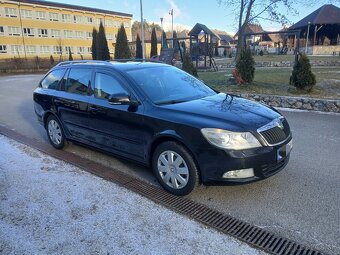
[46,115,66,149]
[152,141,199,196]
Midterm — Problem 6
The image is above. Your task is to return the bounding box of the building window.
[87,47,92,53]
[107,33,113,40]
[77,47,85,53]
[86,32,92,39]
[105,19,113,27]
[5,7,17,17]
[49,12,59,21]
[96,18,103,25]
[25,45,36,54]
[0,26,4,35]
[51,29,61,38]
[86,17,93,23]
[23,28,35,37]
[75,31,83,39]
[0,45,7,54]
[113,21,120,27]
[64,30,73,39]
[53,46,62,54]
[62,14,72,23]
[40,46,50,54]
[38,29,48,37]
[65,46,73,53]
[123,22,130,28]
[36,11,46,20]
[21,9,33,19]
[74,15,82,23]
[11,45,23,54]
[8,26,21,36]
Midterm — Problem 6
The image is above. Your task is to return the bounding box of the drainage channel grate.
[0,126,326,255]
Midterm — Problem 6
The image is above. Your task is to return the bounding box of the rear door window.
[41,69,66,90]
[65,68,92,95]
[94,72,128,100]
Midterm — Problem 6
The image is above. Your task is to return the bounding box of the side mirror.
[108,93,139,108]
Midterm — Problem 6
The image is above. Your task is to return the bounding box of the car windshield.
[127,66,216,105]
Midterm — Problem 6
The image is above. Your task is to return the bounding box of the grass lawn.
[199,67,340,99]
[214,55,340,63]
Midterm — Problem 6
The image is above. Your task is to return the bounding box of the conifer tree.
[96,22,110,60]
[114,24,131,59]
[161,31,168,49]
[91,28,98,60]
[235,46,255,84]
[150,27,158,57]
[136,33,143,59]
[182,52,198,78]
[290,53,316,92]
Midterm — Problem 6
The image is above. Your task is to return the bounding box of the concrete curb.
[238,93,340,113]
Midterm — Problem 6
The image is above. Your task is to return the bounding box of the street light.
[169,9,173,48]
[305,21,311,54]
[140,0,145,60]
[160,17,163,49]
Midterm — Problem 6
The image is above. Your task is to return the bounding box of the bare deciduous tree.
[217,0,296,60]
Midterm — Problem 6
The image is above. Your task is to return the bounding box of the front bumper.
[197,137,292,185]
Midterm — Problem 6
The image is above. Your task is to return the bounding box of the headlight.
[201,128,262,150]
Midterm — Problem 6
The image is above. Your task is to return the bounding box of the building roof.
[12,0,132,17]
[188,23,218,37]
[211,29,233,42]
[234,23,264,38]
[289,4,340,29]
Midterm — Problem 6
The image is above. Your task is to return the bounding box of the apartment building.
[0,0,132,59]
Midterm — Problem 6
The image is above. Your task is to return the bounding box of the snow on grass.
[0,135,265,255]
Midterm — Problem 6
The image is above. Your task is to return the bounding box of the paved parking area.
[0,74,339,254]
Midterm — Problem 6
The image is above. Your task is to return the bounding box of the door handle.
[89,105,99,113]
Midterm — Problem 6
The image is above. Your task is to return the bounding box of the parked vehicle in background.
[33,61,292,195]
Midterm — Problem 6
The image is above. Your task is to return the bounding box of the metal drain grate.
[0,126,326,255]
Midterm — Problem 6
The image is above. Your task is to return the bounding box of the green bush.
[182,52,198,77]
[235,47,255,84]
[290,53,316,92]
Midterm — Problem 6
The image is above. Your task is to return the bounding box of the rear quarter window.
[41,69,66,90]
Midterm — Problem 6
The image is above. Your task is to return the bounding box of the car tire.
[152,141,200,196]
[46,115,66,149]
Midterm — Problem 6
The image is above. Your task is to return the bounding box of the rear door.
[54,68,92,140]
[87,69,146,161]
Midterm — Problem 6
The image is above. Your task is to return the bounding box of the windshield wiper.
[155,99,188,105]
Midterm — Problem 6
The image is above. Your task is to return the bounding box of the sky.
[54,0,339,35]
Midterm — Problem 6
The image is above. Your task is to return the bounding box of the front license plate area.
[277,139,293,161]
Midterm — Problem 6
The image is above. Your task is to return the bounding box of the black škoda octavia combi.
[33,61,292,195]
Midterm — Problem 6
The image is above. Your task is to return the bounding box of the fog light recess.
[222,168,254,179]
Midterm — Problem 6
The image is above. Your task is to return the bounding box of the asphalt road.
[0,74,339,254]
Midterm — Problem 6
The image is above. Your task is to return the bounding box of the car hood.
[160,93,281,131]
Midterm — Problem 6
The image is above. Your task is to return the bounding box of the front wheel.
[46,115,66,149]
[152,141,200,196]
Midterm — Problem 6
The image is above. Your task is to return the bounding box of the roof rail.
[56,60,112,67]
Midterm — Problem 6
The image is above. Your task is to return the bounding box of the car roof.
[54,60,168,72]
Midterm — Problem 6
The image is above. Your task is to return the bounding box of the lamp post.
[305,21,311,54]
[140,0,145,60]
[169,9,173,48]
[160,17,163,48]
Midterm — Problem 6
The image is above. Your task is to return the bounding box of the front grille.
[259,118,290,145]
[261,156,289,177]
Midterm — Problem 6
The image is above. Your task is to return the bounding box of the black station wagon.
[33,61,292,195]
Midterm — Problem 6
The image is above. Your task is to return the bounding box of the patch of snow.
[0,136,265,255]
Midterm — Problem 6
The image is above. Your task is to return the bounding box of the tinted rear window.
[65,68,92,95]
[41,69,66,90]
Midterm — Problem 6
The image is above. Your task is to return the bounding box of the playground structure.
[161,23,219,71]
